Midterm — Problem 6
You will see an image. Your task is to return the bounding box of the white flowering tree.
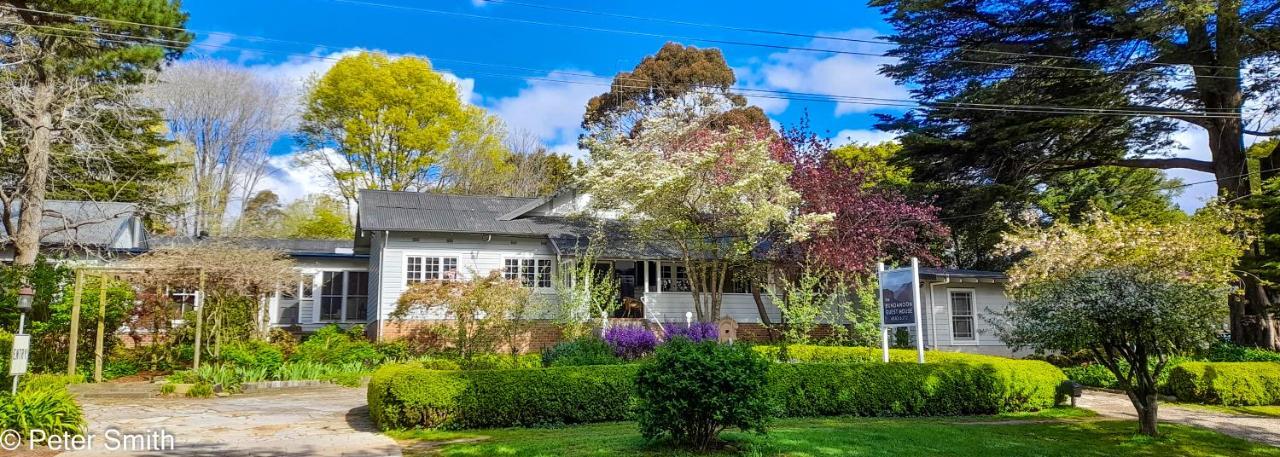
[994,209,1248,436]
[581,95,829,322]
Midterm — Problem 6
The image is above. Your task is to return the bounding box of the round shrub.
[1204,342,1280,362]
[294,324,381,366]
[634,339,773,450]
[603,325,658,360]
[1063,364,1119,388]
[542,337,622,367]
[220,340,285,376]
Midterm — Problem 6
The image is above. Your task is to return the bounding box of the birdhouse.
[716,317,738,343]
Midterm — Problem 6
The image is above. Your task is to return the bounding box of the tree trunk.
[1199,1,1276,348]
[14,80,55,266]
[1128,390,1160,437]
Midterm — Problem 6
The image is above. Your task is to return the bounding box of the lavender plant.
[603,326,658,360]
[661,322,719,343]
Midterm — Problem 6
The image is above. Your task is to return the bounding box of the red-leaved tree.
[772,124,949,278]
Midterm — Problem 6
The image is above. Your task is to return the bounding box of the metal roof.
[918,267,1007,281]
[5,200,141,248]
[149,236,361,257]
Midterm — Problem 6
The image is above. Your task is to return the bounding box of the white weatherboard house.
[14,194,1020,355]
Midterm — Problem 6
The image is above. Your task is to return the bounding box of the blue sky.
[180,0,1218,210]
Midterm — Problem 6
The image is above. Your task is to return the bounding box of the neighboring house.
[0,200,148,262]
[6,196,1019,355]
[917,268,1017,357]
[349,189,1017,355]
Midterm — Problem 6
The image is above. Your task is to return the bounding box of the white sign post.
[10,313,29,393]
[879,258,925,364]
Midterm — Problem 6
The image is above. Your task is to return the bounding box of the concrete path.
[61,384,400,457]
[1078,389,1280,447]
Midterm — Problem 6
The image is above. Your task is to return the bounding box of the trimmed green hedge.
[755,345,1020,365]
[368,364,639,430]
[369,349,1065,430]
[1167,362,1280,406]
[768,361,1060,416]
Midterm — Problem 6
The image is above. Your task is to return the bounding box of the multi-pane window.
[319,271,369,323]
[320,271,344,321]
[950,290,975,340]
[661,265,691,292]
[406,256,458,284]
[504,258,552,288]
[346,272,369,321]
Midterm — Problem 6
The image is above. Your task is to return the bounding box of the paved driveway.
[63,385,400,457]
[1078,390,1280,447]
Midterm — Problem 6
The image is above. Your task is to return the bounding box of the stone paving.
[62,384,400,457]
[1077,389,1280,447]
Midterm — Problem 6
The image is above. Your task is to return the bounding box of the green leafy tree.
[1038,167,1187,224]
[0,0,190,264]
[581,42,769,139]
[297,51,507,204]
[582,96,829,322]
[995,210,1247,436]
[280,194,353,240]
[872,0,1280,348]
[831,141,911,188]
[237,190,285,237]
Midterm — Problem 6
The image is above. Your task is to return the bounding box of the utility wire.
[475,0,1246,73]
[2,22,1250,120]
[315,0,1242,81]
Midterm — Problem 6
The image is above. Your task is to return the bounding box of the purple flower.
[661,322,719,343]
[603,325,659,360]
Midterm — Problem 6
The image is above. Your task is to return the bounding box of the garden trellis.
[63,243,298,379]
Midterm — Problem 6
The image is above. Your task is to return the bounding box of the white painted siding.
[922,281,1019,356]
[375,232,558,323]
[643,293,780,324]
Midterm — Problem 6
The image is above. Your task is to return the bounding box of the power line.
[935,167,1277,222]
[314,0,1241,81]
[3,22,1249,120]
[475,0,1245,73]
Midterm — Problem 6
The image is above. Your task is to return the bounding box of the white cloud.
[832,129,898,146]
[737,29,909,117]
[194,32,233,52]
[257,149,342,205]
[488,70,601,150]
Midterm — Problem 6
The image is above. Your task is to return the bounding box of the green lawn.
[388,409,1280,457]
[1171,403,1280,418]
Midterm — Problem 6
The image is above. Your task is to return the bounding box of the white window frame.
[503,256,554,290]
[404,255,461,285]
[312,269,370,324]
[947,288,978,344]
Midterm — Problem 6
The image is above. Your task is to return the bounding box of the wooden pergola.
[64,266,207,381]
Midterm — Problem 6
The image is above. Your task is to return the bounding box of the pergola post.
[193,269,205,370]
[66,269,85,376]
[93,275,107,382]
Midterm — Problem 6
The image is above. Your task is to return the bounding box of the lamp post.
[11,284,33,394]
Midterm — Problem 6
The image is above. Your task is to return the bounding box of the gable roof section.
[5,200,141,248]
[358,190,553,235]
